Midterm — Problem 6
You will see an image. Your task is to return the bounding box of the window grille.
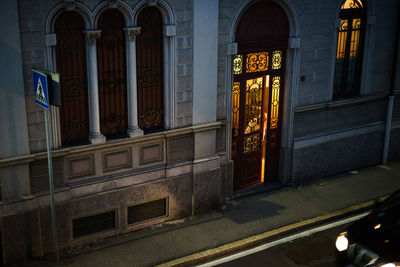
[97,9,128,138]
[55,11,89,145]
[136,7,164,131]
[73,210,116,238]
[127,198,167,224]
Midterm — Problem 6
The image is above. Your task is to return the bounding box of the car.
[335,190,400,267]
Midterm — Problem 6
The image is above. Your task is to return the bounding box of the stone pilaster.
[84,30,106,144]
[125,27,143,137]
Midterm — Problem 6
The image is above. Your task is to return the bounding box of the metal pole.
[44,109,59,261]
[382,2,400,164]
[382,96,394,164]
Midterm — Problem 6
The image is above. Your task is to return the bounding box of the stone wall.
[17,0,194,153]
[1,174,193,263]
[296,0,337,106]
[292,130,384,185]
[217,0,400,184]
[0,122,222,264]
[294,98,387,138]
[173,0,194,127]
[18,0,51,153]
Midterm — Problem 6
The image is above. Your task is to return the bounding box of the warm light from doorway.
[261,75,270,183]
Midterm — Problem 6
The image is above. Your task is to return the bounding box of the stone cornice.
[0,122,223,168]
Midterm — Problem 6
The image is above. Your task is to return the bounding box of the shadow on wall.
[0,41,29,159]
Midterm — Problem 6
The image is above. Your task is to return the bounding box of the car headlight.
[335,232,349,252]
[380,263,400,267]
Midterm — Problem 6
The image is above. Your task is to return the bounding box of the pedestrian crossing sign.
[32,69,49,110]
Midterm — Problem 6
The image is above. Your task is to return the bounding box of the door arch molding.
[226,0,300,187]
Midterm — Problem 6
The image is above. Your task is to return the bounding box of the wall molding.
[293,121,385,150]
[295,92,388,113]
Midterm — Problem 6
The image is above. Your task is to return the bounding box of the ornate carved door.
[232,51,285,190]
[232,1,288,191]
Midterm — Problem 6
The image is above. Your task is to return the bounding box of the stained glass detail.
[350,18,361,57]
[336,20,348,59]
[271,50,282,70]
[341,0,363,9]
[246,52,268,73]
[233,54,243,75]
[232,82,240,136]
[245,77,263,134]
[244,133,260,153]
[270,76,280,129]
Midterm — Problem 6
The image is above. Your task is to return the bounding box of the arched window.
[333,0,366,99]
[97,9,128,138]
[55,11,89,145]
[136,7,164,131]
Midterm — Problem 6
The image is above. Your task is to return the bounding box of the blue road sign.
[32,69,49,110]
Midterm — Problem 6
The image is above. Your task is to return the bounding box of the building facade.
[0,0,399,263]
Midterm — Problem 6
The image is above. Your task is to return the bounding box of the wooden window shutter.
[136,7,164,131]
[97,9,128,138]
[55,11,90,145]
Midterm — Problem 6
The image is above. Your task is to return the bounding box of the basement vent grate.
[73,210,116,238]
[128,198,167,224]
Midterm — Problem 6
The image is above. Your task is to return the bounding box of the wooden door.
[232,0,288,191]
[234,75,265,189]
[232,50,285,191]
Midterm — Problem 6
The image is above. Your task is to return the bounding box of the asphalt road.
[199,218,357,267]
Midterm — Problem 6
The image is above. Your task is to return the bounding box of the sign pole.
[32,68,60,261]
[44,108,59,261]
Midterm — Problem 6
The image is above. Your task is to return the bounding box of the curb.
[156,197,385,267]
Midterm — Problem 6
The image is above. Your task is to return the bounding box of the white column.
[84,30,106,144]
[125,27,143,137]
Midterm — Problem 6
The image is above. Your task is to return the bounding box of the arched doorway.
[232,1,289,191]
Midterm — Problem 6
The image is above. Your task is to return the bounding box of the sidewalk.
[15,159,400,267]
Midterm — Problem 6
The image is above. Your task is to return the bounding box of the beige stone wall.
[0,123,223,263]
[18,0,194,153]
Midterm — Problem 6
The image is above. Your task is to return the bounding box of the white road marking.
[196,212,369,267]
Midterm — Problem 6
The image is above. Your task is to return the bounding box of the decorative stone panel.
[103,148,132,172]
[139,142,164,165]
[167,134,193,163]
[67,155,95,179]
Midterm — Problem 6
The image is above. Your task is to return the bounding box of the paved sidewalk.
[14,159,400,267]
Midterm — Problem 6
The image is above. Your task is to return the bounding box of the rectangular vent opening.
[128,198,167,225]
[73,210,116,238]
